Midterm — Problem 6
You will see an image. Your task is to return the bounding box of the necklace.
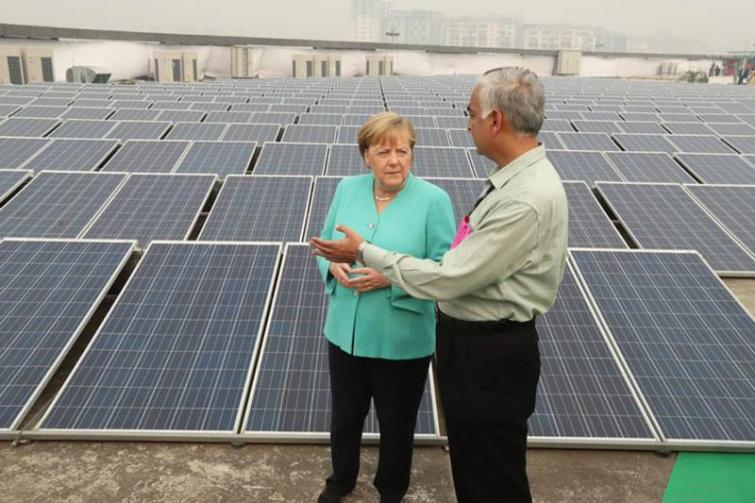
[374,193,395,201]
[373,180,406,201]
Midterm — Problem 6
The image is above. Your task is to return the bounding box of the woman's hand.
[329,262,353,288]
[348,267,391,293]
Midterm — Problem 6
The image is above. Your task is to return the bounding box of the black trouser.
[436,310,540,503]
[326,341,431,502]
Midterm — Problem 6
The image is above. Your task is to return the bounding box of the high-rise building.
[382,9,446,45]
[595,29,629,52]
[522,25,597,51]
[445,16,518,48]
[351,0,384,42]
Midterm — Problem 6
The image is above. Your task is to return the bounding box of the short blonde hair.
[357,112,417,158]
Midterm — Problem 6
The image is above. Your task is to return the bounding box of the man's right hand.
[329,262,353,288]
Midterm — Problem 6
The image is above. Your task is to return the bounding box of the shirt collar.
[487,145,546,189]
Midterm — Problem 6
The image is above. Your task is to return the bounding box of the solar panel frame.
[0,170,32,203]
[569,248,755,449]
[611,133,677,153]
[0,238,135,434]
[595,182,755,276]
[721,136,755,155]
[562,181,628,248]
[22,138,119,172]
[685,184,755,256]
[241,243,441,441]
[34,241,282,440]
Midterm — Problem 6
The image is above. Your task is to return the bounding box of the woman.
[316,112,455,503]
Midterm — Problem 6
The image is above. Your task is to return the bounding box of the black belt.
[437,308,536,331]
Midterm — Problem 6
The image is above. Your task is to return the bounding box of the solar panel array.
[1,77,754,450]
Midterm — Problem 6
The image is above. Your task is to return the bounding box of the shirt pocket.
[389,284,426,314]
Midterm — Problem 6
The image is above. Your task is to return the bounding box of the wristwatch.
[356,240,368,265]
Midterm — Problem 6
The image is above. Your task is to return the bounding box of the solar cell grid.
[253,142,327,176]
[101,140,189,173]
[557,132,620,151]
[12,106,67,119]
[686,184,755,256]
[611,134,676,153]
[596,182,755,274]
[0,170,32,202]
[305,176,343,237]
[105,121,171,141]
[0,118,61,137]
[411,146,473,178]
[60,107,113,120]
[0,137,50,169]
[547,150,623,184]
[175,141,255,177]
[721,136,755,154]
[23,139,119,172]
[572,121,622,134]
[665,135,736,154]
[200,175,311,242]
[281,125,337,144]
[562,181,627,248]
[605,152,696,183]
[108,109,161,122]
[40,241,281,435]
[675,153,755,185]
[165,122,227,141]
[570,249,755,445]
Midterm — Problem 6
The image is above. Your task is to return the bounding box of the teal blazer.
[316,173,455,360]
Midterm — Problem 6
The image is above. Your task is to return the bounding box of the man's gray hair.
[477,67,545,136]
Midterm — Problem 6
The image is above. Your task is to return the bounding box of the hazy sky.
[4,0,755,52]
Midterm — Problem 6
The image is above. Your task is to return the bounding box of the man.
[311,67,568,503]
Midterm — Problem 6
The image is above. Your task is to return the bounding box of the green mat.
[663,452,755,503]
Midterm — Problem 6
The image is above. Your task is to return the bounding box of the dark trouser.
[326,341,431,502]
[436,310,541,503]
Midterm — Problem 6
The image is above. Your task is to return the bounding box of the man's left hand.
[310,225,365,264]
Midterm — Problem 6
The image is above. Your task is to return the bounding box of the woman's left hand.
[348,267,391,293]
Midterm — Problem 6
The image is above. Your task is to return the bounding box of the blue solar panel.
[570,249,755,446]
[325,144,364,176]
[611,134,676,153]
[424,177,483,223]
[0,137,50,169]
[165,122,227,141]
[557,132,620,151]
[412,147,473,178]
[0,239,134,431]
[243,244,439,438]
[686,184,755,256]
[101,140,189,173]
[281,125,337,143]
[0,172,127,239]
[22,139,119,172]
[40,242,280,435]
[105,121,171,140]
[49,119,118,139]
[83,174,214,246]
[200,175,312,242]
[253,142,327,176]
[175,141,255,177]
[675,154,755,185]
[221,123,280,143]
[530,262,655,442]
[596,182,755,275]
[605,152,696,183]
[0,118,61,137]
[562,181,627,248]
[0,170,32,202]
[548,150,623,184]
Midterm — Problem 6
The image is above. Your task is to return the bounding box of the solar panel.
[557,132,620,151]
[82,174,214,246]
[281,125,337,143]
[175,141,255,177]
[340,114,372,126]
[540,119,574,132]
[251,112,297,125]
[707,123,755,136]
[22,139,118,172]
[415,128,451,147]
[61,107,113,120]
[562,181,627,248]
[604,152,696,183]
[298,113,343,125]
[165,122,227,141]
[0,171,127,238]
[205,111,253,123]
[0,170,32,202]
[570,249,755,447]
[530,262,655,443]
[105,121,172,140]
[617,122,667,135]
[108,109,161,122]
[325,144,364,176]
[101,140,189,173]
[697,113,741,124]
[572,121,622,134]
[611,133,676,153]
[674,153,755,185]
[539,131,565,150]
[721,136,755,154]
[661,122,714,135]
[581,111,621,121]
[305,177,342,237]
[200,175,312,241]
[242,243,439,438]
[39,242,281,436]
[665,135,736,154]
[336,125,360,144]
[434,116,468,129]
[111,99,151,109]
[0,118,61,137]
[425,177,484,223]
[402,115,437,128]
[619,113,660,122]
[447,129,474,148]
[253,142,327,176]
[155,110,206,123]
[412,146,473,178]
[596,182,755,274]
[0,104,20,116]
[686,184,755,255]
[221,123,280,143]
[0,137,50,169]
[548,150,623,184]
[467,149,496,178]
[12,106,67,119]
[0,239,134,431]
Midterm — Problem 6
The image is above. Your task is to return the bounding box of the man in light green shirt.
[312,67,568,503]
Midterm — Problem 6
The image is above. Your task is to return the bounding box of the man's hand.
[310,225,365,264]
[348,267,391,293]
[328,262,352,288]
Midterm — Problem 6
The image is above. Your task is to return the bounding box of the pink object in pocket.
[451,216,472,249]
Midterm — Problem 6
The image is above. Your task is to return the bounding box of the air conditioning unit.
[314,55,342,77]
[366,55,394,76]
[22,48,55,82]
[66,66,111,83]
[0,47,25,85]
[182,52,199,82]
[232,46,258,78]
[292,55,315,79]
[555,50,581,76]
